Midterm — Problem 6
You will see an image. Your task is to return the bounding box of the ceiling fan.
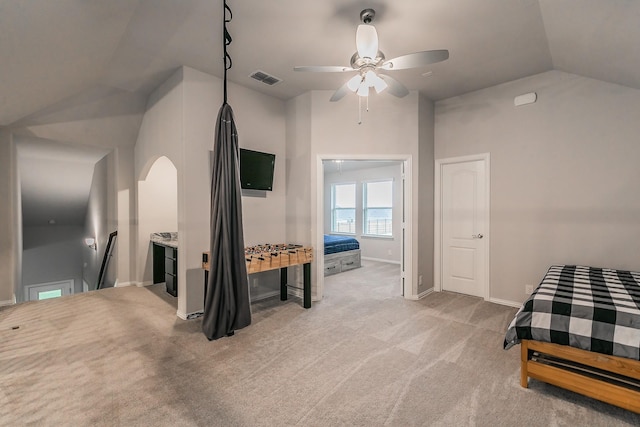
[294,8,449,102]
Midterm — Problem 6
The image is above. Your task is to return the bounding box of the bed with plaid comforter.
[504,264,640,360]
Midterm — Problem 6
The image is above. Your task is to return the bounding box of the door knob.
[472,234,484,239]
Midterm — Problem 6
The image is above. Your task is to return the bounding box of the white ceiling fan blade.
[356,24,378,59]
[378,74,409,98]
[330,82,351,102]
[381,50,449,70]
[294,65,355,72]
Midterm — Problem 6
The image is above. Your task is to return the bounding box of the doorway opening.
[137,156,178,298]
[17,136,112,303]
[316,155,413,301]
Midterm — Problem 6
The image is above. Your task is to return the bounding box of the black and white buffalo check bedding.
[504,265,640,360]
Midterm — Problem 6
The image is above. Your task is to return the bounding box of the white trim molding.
[488,297,523,308]
[177,310,204,320]
[114,281,136,288]
[434,153,491,300]
[405,287,434,301]
[0,297,16,307]
[361,256,401,265]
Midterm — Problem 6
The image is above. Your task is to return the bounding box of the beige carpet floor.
[2,260,639,426]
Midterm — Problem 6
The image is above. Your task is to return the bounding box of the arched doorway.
[136,156,178,289]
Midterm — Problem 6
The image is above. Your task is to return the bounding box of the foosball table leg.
[303,262,311,309]
[280,267,288,302]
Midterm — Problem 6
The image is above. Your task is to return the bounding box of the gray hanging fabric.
[202,1,251,340]
[202,103,251,340]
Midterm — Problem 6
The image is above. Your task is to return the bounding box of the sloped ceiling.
[3,0,640,129]
[2,0,639,226]
[17,136,110,227]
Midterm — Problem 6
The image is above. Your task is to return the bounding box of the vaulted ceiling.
[3,0,639,225]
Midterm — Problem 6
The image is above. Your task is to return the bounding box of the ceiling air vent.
[250,70,282,86]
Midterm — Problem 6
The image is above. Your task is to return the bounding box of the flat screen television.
[239,148,275,191]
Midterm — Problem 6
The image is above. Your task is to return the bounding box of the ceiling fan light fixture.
[347,74,362,92]
[356,24,378,59]
[372,75,388,94]
[364,70,387,93]
[356,84,369,97]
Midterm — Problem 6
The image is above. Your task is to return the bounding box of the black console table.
[152,242,178,297]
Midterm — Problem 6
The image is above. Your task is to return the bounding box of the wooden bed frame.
[520,339,640,413]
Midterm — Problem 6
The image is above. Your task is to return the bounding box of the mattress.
[324,234,360,255]
[504,264,640,360]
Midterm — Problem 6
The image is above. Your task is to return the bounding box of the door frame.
[434,153,491,299]
[316,154,413,300]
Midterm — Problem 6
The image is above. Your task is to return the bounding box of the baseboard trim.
[406,287,434,300]
[187,311,204,320]
[488,297,522,308]
[114,281,136,288]
[177,310,204,320]
[361,256,401,265]
[137,281,152,287]
[0,297,16,307]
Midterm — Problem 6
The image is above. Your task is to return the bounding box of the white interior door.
[441,159,487,297]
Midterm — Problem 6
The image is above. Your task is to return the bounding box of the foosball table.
[202,244,314,308]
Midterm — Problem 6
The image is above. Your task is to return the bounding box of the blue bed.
[324,234,360,255]
[323,235,361,276]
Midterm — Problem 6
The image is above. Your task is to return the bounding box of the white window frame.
[362,179,394,238]
[330,182,357,235]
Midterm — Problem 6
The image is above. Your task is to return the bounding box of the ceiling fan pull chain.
[358,96,362,124]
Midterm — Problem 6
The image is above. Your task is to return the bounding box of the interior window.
[363,180,393,236]
[331,183,356,234]
[38,289,63,300]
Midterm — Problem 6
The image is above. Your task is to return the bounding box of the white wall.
[285,90,424,298]
[434,70,640,304]
[181,67,287,313]
[285,92,312,246]
[0,129,21,305]
[115,145,135,286]
[134,66,287,317]
[418,95,435,295]
[22,226,84,299]
[134,68,183,293]
[323,163,402,263]
[82,153,112,289]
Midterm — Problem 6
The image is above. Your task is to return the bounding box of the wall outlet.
[419,275,423,286]
[525,284,533,295]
